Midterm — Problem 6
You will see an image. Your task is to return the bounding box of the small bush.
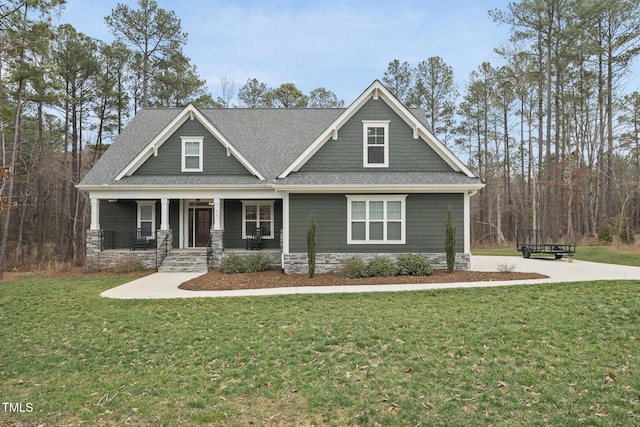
[338,256,367,278]
[396,254,433,276]
[365,256,397,277]
[497,263,516,274]
[619,224,636,244]
[244,252,270,273]
[220,252,270,274]
[113,255,146,273]
[597,222,613,245]
[220,253,245,274]
[84,258,105,274]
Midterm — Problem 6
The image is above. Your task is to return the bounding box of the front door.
[189,208,212,247]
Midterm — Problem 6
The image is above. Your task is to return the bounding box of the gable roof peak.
[279,80,476,178]
[114,103,265,181]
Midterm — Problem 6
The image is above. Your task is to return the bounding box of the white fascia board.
[87,187,282,200]
[272,183,485,193]
[115,104,265,181]
[279,81,387,178]
[279,80,478,179]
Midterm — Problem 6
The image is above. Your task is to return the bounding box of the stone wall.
[85,229,166,270]
[283,252,471,275]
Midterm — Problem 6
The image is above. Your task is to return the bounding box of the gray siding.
[299,99,453,173]
[100,200,137,232]
[134,119,252,176]
[100,199,180,247]
[288,193,464,253]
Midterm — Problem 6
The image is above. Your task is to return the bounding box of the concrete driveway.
[100,256,640,300]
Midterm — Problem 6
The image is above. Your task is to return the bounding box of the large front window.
[347,195,406,244]
[242,201,274,239]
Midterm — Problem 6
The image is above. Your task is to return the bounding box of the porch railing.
[223,230,281,250]
[101,230,157,251]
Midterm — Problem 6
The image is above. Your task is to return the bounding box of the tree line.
[383,0,640,248]
[1,0,639,277]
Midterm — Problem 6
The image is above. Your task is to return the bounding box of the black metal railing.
[101,230,157,251]
[223,230,281,250]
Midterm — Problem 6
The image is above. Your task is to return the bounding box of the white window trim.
[362,120,390,168]
[136,201,156,239]
[346,195,406,244]
[181,136,204,172]
[241,201,275,239]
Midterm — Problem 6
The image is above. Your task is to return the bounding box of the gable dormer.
[116,104,264,180]
[279,80,475,178]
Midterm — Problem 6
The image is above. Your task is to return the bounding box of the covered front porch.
[86,190,283,269]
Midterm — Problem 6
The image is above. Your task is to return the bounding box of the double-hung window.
[181,136,204,172]
[363,120,389,167]
[242,201,274,239]
[347,195,406,244]
[136,201,156,238]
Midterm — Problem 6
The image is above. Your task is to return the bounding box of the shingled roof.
[79,80,482,190]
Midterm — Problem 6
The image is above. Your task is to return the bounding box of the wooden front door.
[189,208,212,247]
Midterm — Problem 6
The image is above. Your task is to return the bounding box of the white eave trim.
[272,183,486,193]
[278,80,477,179]
[115,104,265,181]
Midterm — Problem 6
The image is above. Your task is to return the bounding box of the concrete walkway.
[100,256,640,300]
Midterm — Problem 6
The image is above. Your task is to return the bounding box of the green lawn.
[473,243,640,266]
[1,274,639,425]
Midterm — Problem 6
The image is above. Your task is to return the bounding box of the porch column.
[213,197,221,230]
[160,198,170,230]
[90,198,100,230]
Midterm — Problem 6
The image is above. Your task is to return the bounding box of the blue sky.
[55,0,639,104]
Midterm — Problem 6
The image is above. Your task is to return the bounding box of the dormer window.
[181,136,204,172]
[363,121,389,167]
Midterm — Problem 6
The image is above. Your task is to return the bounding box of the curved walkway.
[101,256,640,300]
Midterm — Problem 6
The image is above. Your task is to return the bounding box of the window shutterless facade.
[363,120,389,167]
[242,201,274,239]
[136,201,156,238]
[346,195,406,244]
[181,136,204,172]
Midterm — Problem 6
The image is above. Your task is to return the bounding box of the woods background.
[1,0,639,275]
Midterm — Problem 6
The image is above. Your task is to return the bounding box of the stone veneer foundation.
[282,252,471,275]
[88,230,470,274]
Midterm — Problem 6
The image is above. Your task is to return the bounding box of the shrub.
[396,254,433,276]
[597,222,613,245]
[113,255,146,273]
[220,252,270,274]
[497,263,516,274]
[619,223,636,244]
[365,256,397,277]
[307,215,317,278]
[220,253,245,274]
[84,258,105,274]
[338,256,367,278]
[445,205,456,273]
[244,252,270,273]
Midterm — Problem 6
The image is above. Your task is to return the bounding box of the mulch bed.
[179,268,548,291]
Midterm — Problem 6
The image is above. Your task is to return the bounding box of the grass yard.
[1,275,639,426]
[473,242,640,266]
